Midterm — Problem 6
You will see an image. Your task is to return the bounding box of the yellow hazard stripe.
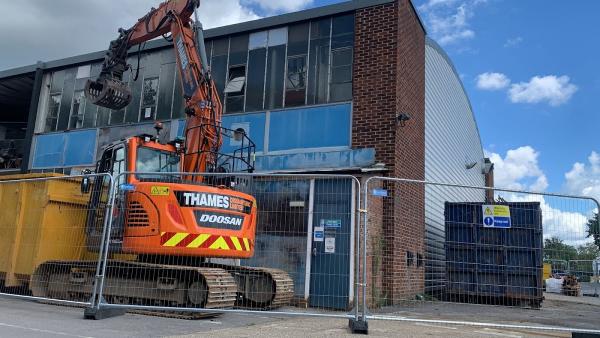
[209,236,230,250]
[187,234,211,248]
[243,238,250,251]
[231,236,243,251]
[163,233,188,247]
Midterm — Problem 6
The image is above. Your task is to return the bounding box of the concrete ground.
[0,296,597,338]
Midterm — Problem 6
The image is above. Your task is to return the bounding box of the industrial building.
[0,0,489,309]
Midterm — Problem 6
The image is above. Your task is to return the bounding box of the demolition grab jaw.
[85,78,132,111]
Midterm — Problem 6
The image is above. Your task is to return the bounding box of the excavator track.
[207,264,295,309]
[31,260,237,310]
[30,260,294,313]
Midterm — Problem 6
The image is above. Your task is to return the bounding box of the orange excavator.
[30,0,293,311]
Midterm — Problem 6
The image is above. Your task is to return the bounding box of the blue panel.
[32,134,66,168]
[268,103,351,152]
[64,130,97,166]
[255,148,375,172]
[221,113,266,153]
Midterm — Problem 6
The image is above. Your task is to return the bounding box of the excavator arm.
[85,0,222,177]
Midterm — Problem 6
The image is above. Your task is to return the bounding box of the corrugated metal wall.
[424,38,486,292]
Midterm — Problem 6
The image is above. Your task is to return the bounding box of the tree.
[576,242,600,261]
[586,213,600,251]
[544,237,578,261]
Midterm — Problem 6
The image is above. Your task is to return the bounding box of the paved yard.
[0,296,597,337]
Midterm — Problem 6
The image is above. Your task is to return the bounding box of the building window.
[246,48,267,112]
[329,47,353,102]
[285,55,307,107]
[225,34,249,114]
[265,28,288,110]
[69,90,86,129]
[285,23,309,107]
[140,77,159,121]
[211,38,229,104]
[45,94,62,132]
[307,18,331,105]
[225,66,246,113]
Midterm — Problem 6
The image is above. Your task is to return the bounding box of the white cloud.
[417,0,487,46]
[508,75,578,106]
[486,146,548,192]
[418,0,460,11]
[504,36,523,48]
[564,151,600,202]
[243,0,313,13]
[497,193,593,247]
[2,0,302,70]
[476,72,511,90]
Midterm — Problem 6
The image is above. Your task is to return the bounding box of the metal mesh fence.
[95,172,360,318]
[362,177,600,332]
[0,173,113,306]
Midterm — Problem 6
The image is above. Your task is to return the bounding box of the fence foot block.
[349,318,369,334]
[84,307,126,320]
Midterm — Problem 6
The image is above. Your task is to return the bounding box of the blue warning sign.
[482,205,512,228]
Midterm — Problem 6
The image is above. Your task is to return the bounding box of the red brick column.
[353,0,425,305]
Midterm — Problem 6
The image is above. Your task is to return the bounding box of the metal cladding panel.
[424,38,486,292]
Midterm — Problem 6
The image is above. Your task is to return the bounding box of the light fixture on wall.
[397,112,411,127]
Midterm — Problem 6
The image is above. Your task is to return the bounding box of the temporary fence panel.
[0,173,113,306]
[362,177,600,334]
[93,172,361,319]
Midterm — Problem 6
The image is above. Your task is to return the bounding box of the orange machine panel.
[122,182,257,259]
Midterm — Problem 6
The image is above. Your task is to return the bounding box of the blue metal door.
[309,179,352,310]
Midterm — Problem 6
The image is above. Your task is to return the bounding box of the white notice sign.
[324,237,335,254]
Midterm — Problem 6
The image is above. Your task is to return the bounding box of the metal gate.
[361,176,600,334]
[89,172,362,321]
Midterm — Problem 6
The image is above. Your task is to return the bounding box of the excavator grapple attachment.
[85,78,132,110]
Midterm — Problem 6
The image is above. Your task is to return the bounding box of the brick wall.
[354,0,426,306]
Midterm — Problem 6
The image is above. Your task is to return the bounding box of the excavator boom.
[85,0,222,176]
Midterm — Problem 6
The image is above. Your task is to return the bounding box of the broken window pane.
[140,77,159,121]
[69,91,86,129]
[285,55,307,107]
[225,66,246,113]
[45,94,61,132]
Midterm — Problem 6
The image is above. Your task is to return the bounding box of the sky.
[0,1,598,214]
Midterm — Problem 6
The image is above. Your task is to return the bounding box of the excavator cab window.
[135,146,181,182]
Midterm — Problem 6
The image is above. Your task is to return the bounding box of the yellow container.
[543,263,552,280]
[0,173,91,287]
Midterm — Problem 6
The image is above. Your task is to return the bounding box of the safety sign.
[325,237,335,253]
[482,204,511,228]
[313,226,324,242]
[151,186,170,196]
